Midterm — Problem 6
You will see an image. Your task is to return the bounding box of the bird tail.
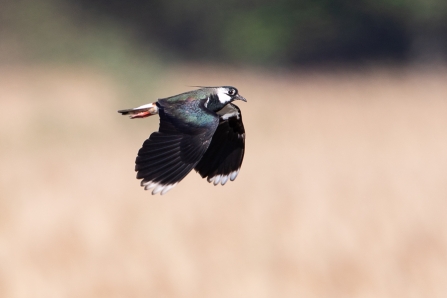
[118,102,159,119]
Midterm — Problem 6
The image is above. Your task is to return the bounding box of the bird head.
[205,86,246,112]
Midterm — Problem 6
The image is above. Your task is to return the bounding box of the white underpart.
[142,180,178,195]
[217,103,240,120]
[220,110,239,120]
[216,88,232,104]
[204,97,209,108]
[134,103,156,110]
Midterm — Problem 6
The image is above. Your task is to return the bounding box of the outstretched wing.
[194,103,245,185]
[136,104,218,195]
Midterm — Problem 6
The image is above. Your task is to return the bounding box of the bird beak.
[235,94,247,102]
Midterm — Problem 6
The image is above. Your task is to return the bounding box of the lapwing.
[118,86,246,195]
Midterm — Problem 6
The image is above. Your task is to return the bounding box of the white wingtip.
[213,175,222,185]
[152,184,165,195]
[161,183,177,195]
[207,173,235,186]
[141,180,178,195]
[230,169,240,181]
[220,175,229,185]
[143,181,158,190]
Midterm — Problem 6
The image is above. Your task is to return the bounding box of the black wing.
[194,103,245,185]
[136,105,218,195]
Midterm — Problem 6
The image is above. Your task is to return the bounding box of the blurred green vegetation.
[72,0,447,65]
[1,0,447,67]
[0,0,165,99]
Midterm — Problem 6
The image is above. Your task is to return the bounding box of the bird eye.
[228,88,236,96]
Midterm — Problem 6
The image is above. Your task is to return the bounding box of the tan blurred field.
[1,64,447,298]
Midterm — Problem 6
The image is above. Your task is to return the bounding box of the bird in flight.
[118,86,246,195]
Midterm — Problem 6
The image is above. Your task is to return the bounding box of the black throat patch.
[206,94,225,112]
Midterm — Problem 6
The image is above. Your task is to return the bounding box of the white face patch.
[216,88,233,104]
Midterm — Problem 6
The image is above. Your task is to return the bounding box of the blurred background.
[1,0,447,297]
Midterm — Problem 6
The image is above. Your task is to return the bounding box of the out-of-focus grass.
[0,63,446,298]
